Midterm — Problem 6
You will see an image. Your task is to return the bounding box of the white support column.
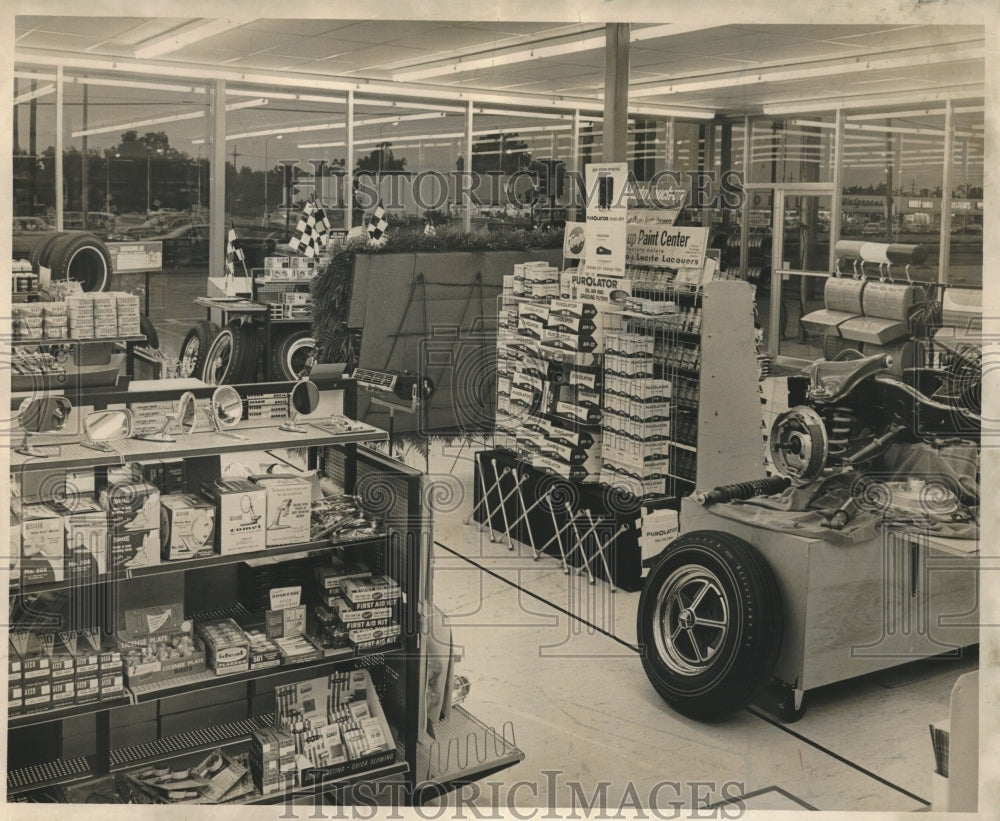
[602,23,630,163]
[209,79,227,279]
[739,116,751,276]
[829,109,845,272]
[938,100,954,284]
[55,65,64,230]
[346,90,354,227]
[464,99,473,233]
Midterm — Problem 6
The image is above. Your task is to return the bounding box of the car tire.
[637,530,783,720]
[29,231,66,274]
[139,315,159,350]
[179,320,220,379]
[202,328,235,385]
[271,329,316,380]
[203,322,260,385]
[47,232,112,292]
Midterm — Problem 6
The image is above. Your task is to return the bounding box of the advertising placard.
[584,163,629,278]
[106,241,163,273]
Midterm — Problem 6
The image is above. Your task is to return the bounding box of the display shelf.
[246,756,408,805]
[7,755,96,797]
[194,296,267,313]
[11,334,148,346]
[11,533,385,597]
[8,696,132,731]
[412,706,523,802]
[11,421,387,472]
[128,642,402,703]
[110,715,272,771]
[112,739,407,805]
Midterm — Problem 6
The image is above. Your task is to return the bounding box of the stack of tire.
[180,320,315,384]
[14,230,113,293]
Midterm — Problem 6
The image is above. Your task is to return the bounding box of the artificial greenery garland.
[310,224,564,367]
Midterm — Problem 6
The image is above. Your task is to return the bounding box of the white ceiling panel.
[11,16,985,122]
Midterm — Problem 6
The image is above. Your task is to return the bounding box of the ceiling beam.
[391,23,723,82]
[133,18,254,60]
[762,83,984,114]
[17,46,714,120]
[630,39,984,98]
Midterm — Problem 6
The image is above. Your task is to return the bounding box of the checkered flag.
[366,202,388,242]
[288,200,332,258]
[225,223,247,276]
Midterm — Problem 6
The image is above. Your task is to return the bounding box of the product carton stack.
[599,325,673,497]
[65,294,96,339]
[101,480,161,571]
[116,293,143,336]
[495,262,607,483]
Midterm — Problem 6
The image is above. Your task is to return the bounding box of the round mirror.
[177,392,199,435]
[18,396,71,433]
[15,396,72,458]
[211,386,246,440]
[212,386,244,428]
[291,380,320,415]
[280,379,319,433]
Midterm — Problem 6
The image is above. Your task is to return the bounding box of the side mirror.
[279,380,320,434]
[15,396,72,457]
[81,409,133,452]
[211,385,246,440]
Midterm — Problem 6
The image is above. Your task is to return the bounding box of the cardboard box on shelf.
[160,493,216,561]
[340,575,402,608]
[101,481,160,532]
[119,602,206,685]
[196,619,251,676]
[252,476,312,547]
[19,502,65,583]
[63,504,109,577]
[109,528,160,571]
[201,479,267,555]
[22,680,52,711]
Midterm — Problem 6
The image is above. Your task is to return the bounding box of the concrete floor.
[407,438,977,814]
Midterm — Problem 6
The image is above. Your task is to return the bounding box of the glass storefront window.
[748,117,834,185]
[841,109,945,282]
[947,107,983,288]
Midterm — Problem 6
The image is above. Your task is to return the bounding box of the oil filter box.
[160,493,216,561]
[201,479,267,555]
[252,476,312,547]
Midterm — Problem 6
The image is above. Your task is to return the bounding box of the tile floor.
[401,437,978,813]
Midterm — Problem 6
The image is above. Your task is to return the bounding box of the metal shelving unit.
[6,380,430,804]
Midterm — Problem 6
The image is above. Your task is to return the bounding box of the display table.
[681,497,979,713]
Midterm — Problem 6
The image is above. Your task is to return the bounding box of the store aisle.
[419,439,975,813]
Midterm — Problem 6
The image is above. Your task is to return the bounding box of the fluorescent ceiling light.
[198,112,447,144]
[631,40,983,98]
[762,84,984,115]
[70,76,203,94]
[299,123,575,150]
[73,97,266,138]
[14,83,54,105]
[74,109,206,137]
[16,46,711,119]
[133,18,253,60]
[392,23,721,82]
